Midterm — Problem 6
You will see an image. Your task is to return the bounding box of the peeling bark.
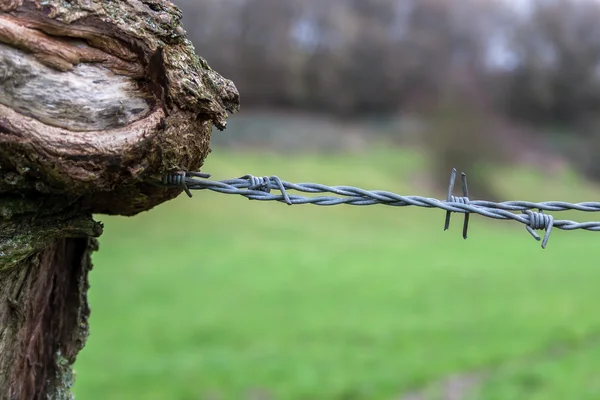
[0,1,239,398]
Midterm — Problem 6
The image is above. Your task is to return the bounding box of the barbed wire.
[153,169,600,249]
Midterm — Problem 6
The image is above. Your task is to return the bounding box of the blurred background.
[74,0,600,399]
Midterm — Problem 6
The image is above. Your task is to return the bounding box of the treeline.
[177,0,600,191]
[180,0,600,123]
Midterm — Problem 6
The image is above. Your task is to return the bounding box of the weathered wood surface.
[0,1,239,398]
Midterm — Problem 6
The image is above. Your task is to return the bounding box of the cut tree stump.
[0,1,239,399]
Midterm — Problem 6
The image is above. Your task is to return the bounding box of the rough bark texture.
[0,1,239,398]
[0,0,239,215]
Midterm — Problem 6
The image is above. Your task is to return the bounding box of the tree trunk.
[0,197,102,400]
[0,1,239,398]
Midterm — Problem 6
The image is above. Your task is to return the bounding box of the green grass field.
[73,147,600,400]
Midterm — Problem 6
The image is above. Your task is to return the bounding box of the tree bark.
[0,1,239,398]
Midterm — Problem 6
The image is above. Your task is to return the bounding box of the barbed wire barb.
[161,171,211,198]
[444,168,470,239]
[524,209,554,248]
[153,169,600,249]
[243,175,292,205]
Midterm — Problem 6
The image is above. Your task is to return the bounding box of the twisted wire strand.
[152,171,600,248]
[187,177,597,214]
[177,174,600,228]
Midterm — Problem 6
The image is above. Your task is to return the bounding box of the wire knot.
[242,175,292,205]
[448,195,470,205]
[523,209,554,249]
[444,169,471,239]
[247,175,272,193]
[161,170,210,198]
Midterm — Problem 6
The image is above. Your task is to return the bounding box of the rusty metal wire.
[153,169,600,249]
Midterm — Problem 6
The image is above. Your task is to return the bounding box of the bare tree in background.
[504,0,600,125]
[500,0,600,180]
[177,0,600,184]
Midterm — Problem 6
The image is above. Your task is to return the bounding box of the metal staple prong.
[444,168,471,239]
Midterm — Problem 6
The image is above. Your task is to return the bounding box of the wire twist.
[449,196,470,204]
[242,175,292,205]
[161,171,211,198]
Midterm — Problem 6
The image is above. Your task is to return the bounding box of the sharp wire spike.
[461,172,470,239]
[444,169,470,239]
[444,168,457,231]
[180,172,193,198]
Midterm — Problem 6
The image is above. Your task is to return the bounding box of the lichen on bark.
[0,1,239,398]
